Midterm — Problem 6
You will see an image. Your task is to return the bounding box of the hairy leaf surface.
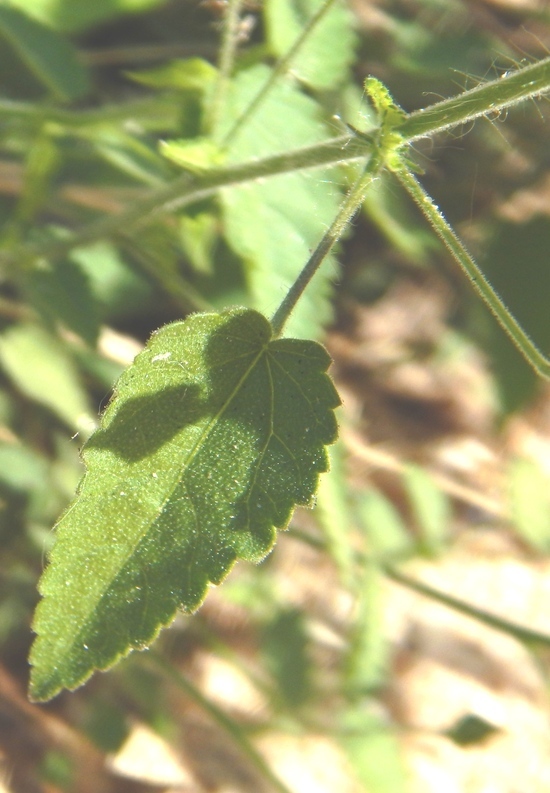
[30,308,339,701]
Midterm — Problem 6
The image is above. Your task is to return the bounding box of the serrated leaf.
[0,4,90,101]
[265,0,357,90]
[29,307,339,701]
[220,65,342,339]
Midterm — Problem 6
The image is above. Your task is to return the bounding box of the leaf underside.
[29,308,339,701]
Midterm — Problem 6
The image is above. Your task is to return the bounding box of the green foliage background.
[1,0,550,791]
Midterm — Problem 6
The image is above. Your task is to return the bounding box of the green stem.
[271,150,384,337]
[0,135,368,272]
[395,166,550,380]
[208,0,245,137]
[0,95,180,130]
[398,54,550,141]
[4,56,550,286]
[146,652,294,793]
[223,0,340,145]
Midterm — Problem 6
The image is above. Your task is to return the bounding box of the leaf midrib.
[57,331,273,662]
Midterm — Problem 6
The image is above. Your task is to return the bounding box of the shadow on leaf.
[86,383,203,462]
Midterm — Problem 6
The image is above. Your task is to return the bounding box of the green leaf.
[357,488,413,561]
[403,463,450,557]
[344,563,388,696]
[443,713,500,747]
[339,709,408,793]
[5,0,167,34]
[314,439,354,586]
[179,211,219,275]
[29,307,339,701]
[479,218,550,412]
[0,323,93,432]
[0,443,49,496]
[363,172,437,267]
[69,242,153,321]
[14,134,60,226]
[0,4,90,101]
[94,132,168,186]
[160,138,224,173]
[507,456,550,552]
[262,608,312,708]
[128,58,217,91]
[220,65,343,339]
[23,259,101,347]
[265,0,357,90]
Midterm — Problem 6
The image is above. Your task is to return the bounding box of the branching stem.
[3,53,550,377]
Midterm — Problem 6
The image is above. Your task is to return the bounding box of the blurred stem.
[395,166,550,380]
[385,565,550,651]
[0,95,180,129]
[223,0,340,145]
[288,527,550,651]
[208,0,245,137]
[146,652,294,793]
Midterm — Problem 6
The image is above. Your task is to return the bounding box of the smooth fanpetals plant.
[26,0,550,700]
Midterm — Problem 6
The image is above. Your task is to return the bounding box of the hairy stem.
[395,166,550,380]
[399,54,550,141]
[4,57,550,284]
[271,150,385,337]
[208,0,246,137]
